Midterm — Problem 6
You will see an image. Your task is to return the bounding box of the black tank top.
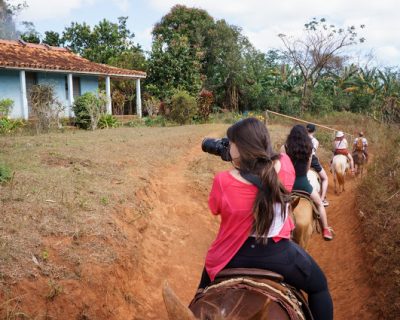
[293,159,308,177]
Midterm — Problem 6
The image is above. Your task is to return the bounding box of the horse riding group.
[163,119,369,320]
[331,130,368,194]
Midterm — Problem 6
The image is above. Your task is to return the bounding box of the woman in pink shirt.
[197,118,333,320]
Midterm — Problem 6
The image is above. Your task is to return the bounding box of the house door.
[73,77,81,99]
[26,72,38,117]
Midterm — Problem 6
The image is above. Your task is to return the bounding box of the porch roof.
[0,39,146,79]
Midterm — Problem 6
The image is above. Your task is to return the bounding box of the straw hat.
[335,131,344,138]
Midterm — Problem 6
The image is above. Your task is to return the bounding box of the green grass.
[0,163,12,183]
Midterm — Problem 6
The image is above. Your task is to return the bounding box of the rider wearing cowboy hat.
[333,131,355,174]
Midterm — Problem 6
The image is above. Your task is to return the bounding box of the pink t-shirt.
[205,153,295,281]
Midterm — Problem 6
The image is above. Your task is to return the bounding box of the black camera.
[201,137,232,161]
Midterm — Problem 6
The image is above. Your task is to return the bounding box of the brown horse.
[163,269,312,320]
[291,170,320,249]
[352,150,366,177]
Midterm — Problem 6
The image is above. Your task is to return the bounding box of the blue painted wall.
[80,76,99,95]
[0,70,22,118]
[0,70,99,118]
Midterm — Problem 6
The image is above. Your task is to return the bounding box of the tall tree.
[147,5,214,98]
[204,20,248,111]
[152,4,214,54]
[279,18,365,111]
[62,17,138,64]
[147,34,202,98]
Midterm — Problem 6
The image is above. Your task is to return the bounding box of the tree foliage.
[42,31,62,46]
[168,90,197,124]
[279,18,366,110]
[20,21,40,43]
[147,34,202,99]
[148,5,258,111]
[62,17,138,64]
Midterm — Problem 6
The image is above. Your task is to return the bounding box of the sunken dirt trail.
[131,143,374,320]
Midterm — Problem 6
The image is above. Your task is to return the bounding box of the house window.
[73,77,81,98]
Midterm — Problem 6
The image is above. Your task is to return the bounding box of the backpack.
[355,138,364,151]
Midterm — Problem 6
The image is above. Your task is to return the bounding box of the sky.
[9,0,400,67]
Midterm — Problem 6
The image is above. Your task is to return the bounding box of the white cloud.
[10,0,96,21]
[135,26,153,52]
[112,0,130,12]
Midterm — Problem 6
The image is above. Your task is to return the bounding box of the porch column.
[19,70,29,120]
[136,78,142,118]
[67,73,74,117]
[105,76,112,114]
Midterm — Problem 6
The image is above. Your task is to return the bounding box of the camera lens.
[202,138,219,155]
[201,138,231,161]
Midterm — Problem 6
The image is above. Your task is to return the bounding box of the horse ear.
[162,281,197,320]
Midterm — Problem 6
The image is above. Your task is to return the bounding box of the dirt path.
[128,142,374,319]
[307,170,374,319]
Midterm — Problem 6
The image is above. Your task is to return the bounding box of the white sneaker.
[322,199,330,207]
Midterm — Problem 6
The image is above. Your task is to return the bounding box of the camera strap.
[239,171,263,190]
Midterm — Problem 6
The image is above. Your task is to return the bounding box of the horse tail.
[337,171,345,185]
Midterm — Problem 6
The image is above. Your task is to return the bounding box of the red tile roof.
[0,40,146,78]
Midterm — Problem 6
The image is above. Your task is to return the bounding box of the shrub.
[98,114,120,129]
[144,115,167,127]
[168,90,197,125]
[310,90,334,114]
[0,118,25,134]
[112,90,126,115]
[197,89,214,121]
[143,96,160,117]
[125,119,145,127]
[73,92,108,130]
[0,98,14,117]
[29,85,64,133]
[0,163,12,183]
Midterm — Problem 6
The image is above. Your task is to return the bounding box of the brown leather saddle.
[290,190,320,224]
[189,268,313,320]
